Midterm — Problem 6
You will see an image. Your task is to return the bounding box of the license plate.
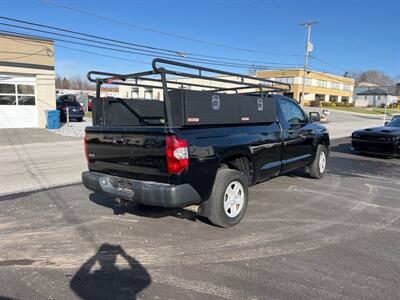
[110,177,133,192]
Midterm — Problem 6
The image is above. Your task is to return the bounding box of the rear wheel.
[77,117,83,122]
[308,145,328,179]
[207,169,248,228]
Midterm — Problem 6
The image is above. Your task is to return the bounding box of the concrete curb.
[324,108,399,119]
[0,180,83,200]
[0,139,83,150]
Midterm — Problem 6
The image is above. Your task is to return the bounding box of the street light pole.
[299,21,318,107]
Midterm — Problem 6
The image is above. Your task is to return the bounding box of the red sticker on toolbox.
[187,117,200,122]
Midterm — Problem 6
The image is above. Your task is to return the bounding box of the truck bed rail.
[87,58,290,128]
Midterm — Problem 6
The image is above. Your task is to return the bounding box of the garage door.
[0,75,37,128]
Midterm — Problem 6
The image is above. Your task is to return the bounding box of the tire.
[207,169,249,228]
[77,117,83,122]
[308,145,328,179]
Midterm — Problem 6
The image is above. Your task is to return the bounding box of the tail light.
[166,135,189,174]
[84,133,88,161]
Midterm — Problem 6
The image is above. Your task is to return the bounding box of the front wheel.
[207,169,249,228]
[308,145,328,179]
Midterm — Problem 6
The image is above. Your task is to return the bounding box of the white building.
[0,34,56,128]
[356,88,398,107]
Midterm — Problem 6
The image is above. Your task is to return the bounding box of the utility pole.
[299,20,318,107]
[383,85,389,125]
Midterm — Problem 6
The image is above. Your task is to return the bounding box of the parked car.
[56,95,84,122]
[352,115,400,157]
[82,59,330,227]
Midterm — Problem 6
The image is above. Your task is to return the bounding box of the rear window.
[66,101,81,107]
[58,95,77,101]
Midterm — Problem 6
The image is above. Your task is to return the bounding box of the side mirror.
[309,112,321,123]
[384,121,389,126]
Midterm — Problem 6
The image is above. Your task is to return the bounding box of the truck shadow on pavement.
[89,193,204,223]
[280,141,398,180]
[70,243,151,300]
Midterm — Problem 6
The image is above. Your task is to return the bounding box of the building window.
[343,84,351,91]
[275,77,294,84]
[0,83,35,105]
[0,84,16,94]
[144,88,153,99]
[131,88,139,98]
[315,94,325,101]
[303,78,312,86]
[377,96,381,100]
[330,82,340,89]
[329,95,338,102]
[0,84,16,105]
[341,96,349,103]
[17,84,35,105]
[317,80,327,88]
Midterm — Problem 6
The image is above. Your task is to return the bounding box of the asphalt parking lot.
[0,138,399,300]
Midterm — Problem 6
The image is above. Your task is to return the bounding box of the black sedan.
[56,95,84,122]
[352,116,400,157]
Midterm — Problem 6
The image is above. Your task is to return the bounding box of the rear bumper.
[82,171,202,207]
[60,111,84,118]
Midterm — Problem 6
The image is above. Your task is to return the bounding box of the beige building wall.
[0,34,55,128]
[256,69,355,104]
[117,75,289,100]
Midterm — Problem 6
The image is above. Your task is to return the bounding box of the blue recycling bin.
[46,110,60,129]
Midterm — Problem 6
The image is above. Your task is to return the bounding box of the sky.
[1,0,399,77]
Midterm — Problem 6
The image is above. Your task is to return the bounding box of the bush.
[310,100,321,107]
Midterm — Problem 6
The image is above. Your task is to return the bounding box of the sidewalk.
[304,107,385,139]
[0,129,86,196]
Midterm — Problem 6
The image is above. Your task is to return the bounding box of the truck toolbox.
[92,90,278,127]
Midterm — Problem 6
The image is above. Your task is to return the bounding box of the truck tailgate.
[85,126,169,183]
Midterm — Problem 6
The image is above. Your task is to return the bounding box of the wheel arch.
[219,152,255,185]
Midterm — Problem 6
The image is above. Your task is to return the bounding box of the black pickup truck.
[82,59,330,227]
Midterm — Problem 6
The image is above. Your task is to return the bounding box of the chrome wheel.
[319,151,326,174]
[223,181,244,218]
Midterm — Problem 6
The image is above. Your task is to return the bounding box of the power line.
[0,29,301,71]
[0,24,302,70]
[0,16,302,66]
[0,32,151,65]
[309,56,347,72]
[37,0,302,57]
[308,65,353,82]
[56,45,150,65]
